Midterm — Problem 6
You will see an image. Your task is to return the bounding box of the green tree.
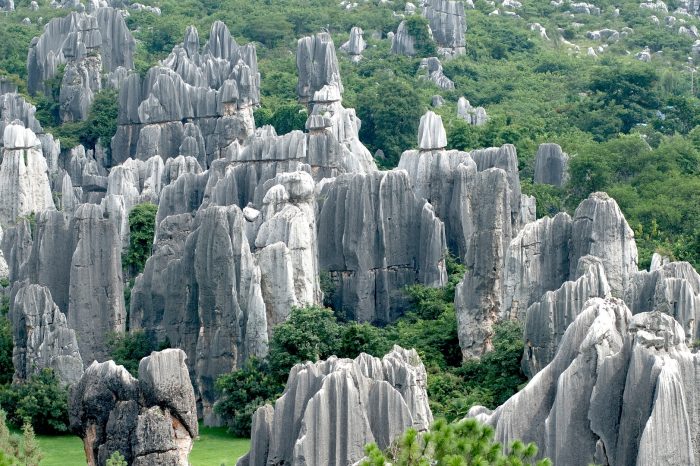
[0,297,13,385]
[403,16,437,57]
[356,78,424,167]
[0,369,69,434]
[214,358,281,437]
[361,418,551,466]
[82,89,120,152]
[123,202,158,276]
[106,451,128,466]
[18,423,42,466]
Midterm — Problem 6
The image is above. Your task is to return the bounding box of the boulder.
[69,349,198,466]
[422,0,467,56]
[457,97,488,125]
[419,57,454,90]
[340,27,366,61]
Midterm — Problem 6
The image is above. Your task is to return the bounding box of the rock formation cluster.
[239,346,432,466]
[534,143,569,187]
[69,349,198,466]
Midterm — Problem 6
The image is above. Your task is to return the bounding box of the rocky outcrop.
[13,205,125,364]
[625,260,700,342]
[457,97,488,126]
[391,21,418,56]
[69,349,198,466]
[340,27,366,61]
[317,170,447,323]
[521,256,611,376]
[11,283,84,385]
[297,32,342,105]
[419,57,454,89]
[41,7,134,123]
[534,143,569,187]
[239,346,432,466]
[454,167,514,357]
[570,192,638,295]
[417,111,447,150]
[111,21,260,167]
[470,298,700,466]
[501,213,574,319]
[0,123,55,226]
[422,0,467,56]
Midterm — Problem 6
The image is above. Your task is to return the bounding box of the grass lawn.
[34,424,249,466]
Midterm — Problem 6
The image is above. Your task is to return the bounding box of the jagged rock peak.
[239,346,433,466]
[0,123,56,226]
[534,143,569,187]
[69,349,198,466]
[418,111,447,150]
[11,283,84,385]
[297,32,343,104]
[470,298,700,466]
[340,26,367,60]
[570,191,638,295]
[391,20,419,56]
[27,7,135,95]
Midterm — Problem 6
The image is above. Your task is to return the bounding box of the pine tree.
[17,422,42,466]
[106,451,127,466]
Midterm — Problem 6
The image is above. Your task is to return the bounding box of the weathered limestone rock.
[454,168,513,357]
[130,205,268,425]
[569,192,638,296]
[457,97,488,126]
[27,8,135,96]
[239,346,432,466]
[111,21,259,167]
[13,204,125,364]
[502,213,573,319]
[417,110,447,150]
[0,123,56,226]
[419,57,454,89]
[59,55,102,122]
[340,27,366,61]
[422,0,467,56]
[391,20,419,56]
[470,299,700,466]
[317,170,447,323]
[11,283,84,385]
[297,32,342,105]
[625,260,700,342]
[69,349,198,466]
[521,256,611,376]
[533,143,569,187]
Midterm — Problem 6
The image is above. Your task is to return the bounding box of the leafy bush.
[123,202,158,277]
[403,16,437,57]
[0,369,69,434]
[362,418,551,466]
[0,297,13,386]
[106,451,128,466]
[0,411,43,466]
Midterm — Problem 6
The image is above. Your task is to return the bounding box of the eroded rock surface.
[239,346,432,466]
[69,349,198,466]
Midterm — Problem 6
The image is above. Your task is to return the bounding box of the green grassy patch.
[33,425,250,466]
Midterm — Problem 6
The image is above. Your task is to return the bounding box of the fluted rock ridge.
[317,170,447,323]
[340,27,367,61]
[239,346,432,466]
[470,298,700,466]
[423,0,467,56]
[297,32,343,104]
[111,21,260,167]
[11,283,84,385]
[0,123,55,226]
[419,57,455,89]
[69,349,198,466]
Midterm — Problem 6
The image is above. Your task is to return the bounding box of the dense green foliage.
[217,256,526,434]
[0,411,44,466]
[107,330,170,376]
[123,202,158,276]
[362,418,550,466]
[106,451,128,466]
[0,298,13,386]
[0,369,69,434]
[404,16,437,57]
